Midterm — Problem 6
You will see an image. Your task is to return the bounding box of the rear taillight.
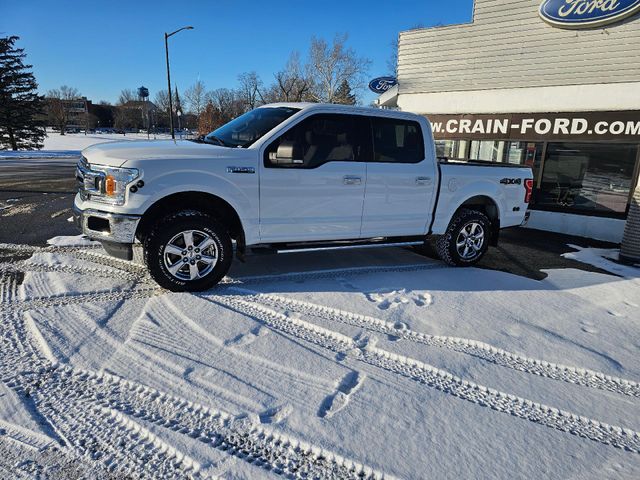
[524,179,534,203]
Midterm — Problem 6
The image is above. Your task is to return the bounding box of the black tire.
[143,210,232,292]
[412,238,439,259]
[436,209,491,266]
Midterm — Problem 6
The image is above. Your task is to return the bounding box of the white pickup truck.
[74,103,533,291]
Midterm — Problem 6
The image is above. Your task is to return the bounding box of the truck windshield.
[204,107,300,148]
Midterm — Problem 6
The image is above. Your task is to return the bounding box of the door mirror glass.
[268,140,306,166]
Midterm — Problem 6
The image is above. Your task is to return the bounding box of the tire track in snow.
[212,294,640,454]
[0,260,141,281]
[11,365,390,480]
[0,435,114,480]
[0,419,55,451]
[0,242,103,253]
[238,290,640,398]
[25,370,204,479]
[1,257,390,478]
[6,285,163,312]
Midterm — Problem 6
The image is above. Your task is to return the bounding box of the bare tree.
[117,88,136,105]
[206,88,244,124]
[237,71,264,111]
[307,34,371,104]
[269,52,312,103]
[387,36,399,77]
[184,80,206,117]
[154,90,170,112]
[114,108,139,131]
[46,85,81,135]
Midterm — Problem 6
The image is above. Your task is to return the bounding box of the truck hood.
[81,140,236,167]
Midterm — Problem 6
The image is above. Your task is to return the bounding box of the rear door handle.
[416,176,432,186]
[343,176,362,185]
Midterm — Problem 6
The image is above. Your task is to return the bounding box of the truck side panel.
[430,163,533,235]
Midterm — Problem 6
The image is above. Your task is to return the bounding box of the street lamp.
[164,26,193,139]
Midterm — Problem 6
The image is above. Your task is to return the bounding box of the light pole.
[165,26,193,139]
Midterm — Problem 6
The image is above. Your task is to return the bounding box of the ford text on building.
[539,0,640,28]
[379,0,640,242]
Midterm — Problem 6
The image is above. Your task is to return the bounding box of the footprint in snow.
[259,404,292,424]
[580,320,598,334]
[318,371,365,419]
[581,326,599,334]
[224,326,268,347]
[366,288,432,310]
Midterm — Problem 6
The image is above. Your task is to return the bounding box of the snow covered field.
[0,238,639,479]
[0,132,177,159]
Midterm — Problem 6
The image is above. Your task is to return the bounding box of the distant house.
[119,100,159,130]
[45,97,90,130]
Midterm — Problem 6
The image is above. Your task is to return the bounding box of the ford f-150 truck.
[73,103,533,291]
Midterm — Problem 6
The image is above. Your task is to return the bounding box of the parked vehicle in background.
[73,103,533,291]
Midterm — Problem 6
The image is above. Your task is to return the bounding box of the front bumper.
[72,205,141,260]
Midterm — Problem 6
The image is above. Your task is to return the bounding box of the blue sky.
[2,0,472,105]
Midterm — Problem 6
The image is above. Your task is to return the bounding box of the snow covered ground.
[0,238,639,479]
[0,132,176,158]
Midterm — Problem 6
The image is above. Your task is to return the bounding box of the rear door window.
[371,118,425,163]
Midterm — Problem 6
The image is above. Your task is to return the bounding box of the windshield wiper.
[205,135,229,147]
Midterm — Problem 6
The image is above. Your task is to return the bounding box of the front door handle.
[416,176,432,186]
[343,176,362,185]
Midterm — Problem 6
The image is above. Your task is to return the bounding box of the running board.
[250,238,425,255]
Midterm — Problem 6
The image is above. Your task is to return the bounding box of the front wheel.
[143,211,233,292]
[436,209,491,266]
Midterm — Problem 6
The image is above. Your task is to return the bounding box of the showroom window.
[435,139,468,159]
[469,141,505,162]
[535,143,638,216]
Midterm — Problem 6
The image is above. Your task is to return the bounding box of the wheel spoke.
[463,245,470,258]
[456,239,466,248]
[199,254,216,266]
[168,261,184,275]
[197,237,215,252]
[182,231,194,249]
[188,263,200,280]
[165,244,183,256]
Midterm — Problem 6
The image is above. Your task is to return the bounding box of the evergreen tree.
[0,36,45,150]
[333,80,356,105]
[174,85,182,115]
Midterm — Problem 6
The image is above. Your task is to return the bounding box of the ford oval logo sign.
[368,77,398,94]
[540,0,640,28]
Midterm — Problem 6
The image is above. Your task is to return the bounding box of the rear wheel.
[143,211,232,292]
[436,209,491,266]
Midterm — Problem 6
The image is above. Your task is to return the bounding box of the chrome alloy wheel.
[456,222,485,260]
[163,230,218,281]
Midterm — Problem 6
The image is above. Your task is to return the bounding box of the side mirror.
[269,140,305,166]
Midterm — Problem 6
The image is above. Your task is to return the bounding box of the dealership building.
[378,0,640,242]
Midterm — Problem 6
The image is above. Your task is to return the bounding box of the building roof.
[259,102,415,120]
[121,100,158,110]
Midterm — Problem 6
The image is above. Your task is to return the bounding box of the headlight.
[87,164,139,206]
